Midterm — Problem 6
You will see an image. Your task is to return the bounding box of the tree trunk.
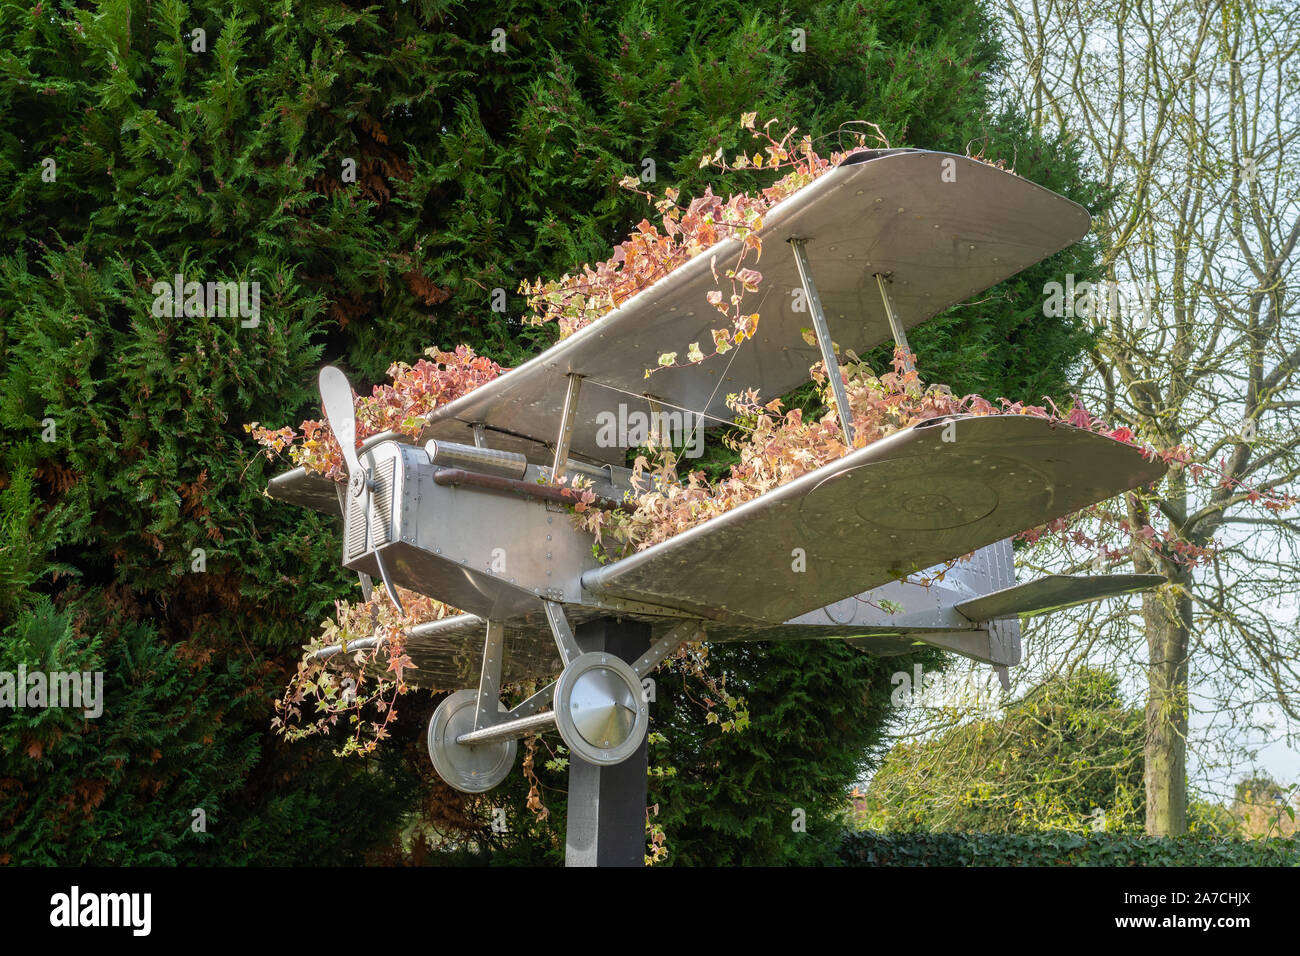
[1142,565,1191,835]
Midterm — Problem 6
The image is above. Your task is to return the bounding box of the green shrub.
[838,830,1300,866]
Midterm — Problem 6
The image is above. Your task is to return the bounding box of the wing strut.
[790,238,855,445]
[550,373,583,482]
[473,620,506,732]
[788,240,926,447]
[544,601,582,665]
[629,620,706,678]
[874,272,915,375]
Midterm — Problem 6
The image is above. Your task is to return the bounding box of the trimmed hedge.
[839,831,1300,866]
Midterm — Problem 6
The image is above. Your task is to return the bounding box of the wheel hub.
[427,689,516,793]
[554,652,649,765]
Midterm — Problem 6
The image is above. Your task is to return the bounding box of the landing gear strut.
[424,609,698,793]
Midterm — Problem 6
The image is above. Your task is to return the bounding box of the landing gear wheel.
[427,689,516,793]
[553,652,649,766]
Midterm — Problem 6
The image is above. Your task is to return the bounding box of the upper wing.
[419,150,1092,464]
[581,415,1166,624]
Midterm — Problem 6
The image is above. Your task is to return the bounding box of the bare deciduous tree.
[997,0,1300,834]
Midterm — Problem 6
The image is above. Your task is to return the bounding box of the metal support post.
[565,617,652,867]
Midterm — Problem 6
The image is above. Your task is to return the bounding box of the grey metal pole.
[565,617,651,867]
[789,239,855,445]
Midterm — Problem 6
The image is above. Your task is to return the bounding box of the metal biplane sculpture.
[267,148,1165,799]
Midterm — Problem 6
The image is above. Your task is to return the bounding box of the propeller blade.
[319,366,360,478]
[320,366,400,612]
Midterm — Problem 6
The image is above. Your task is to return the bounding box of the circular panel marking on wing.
[864,473,999,531]
[794,455,999,539]
[794,450,1065,549]
[823,596,858,625]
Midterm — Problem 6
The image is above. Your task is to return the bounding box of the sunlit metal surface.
[545,600,583,665]
[583,415,1166,624]
[258,145,1190,809]
[474,620,506,731]
[630,620,704,678]
[425,439,528,480]
[455,710,557,746]
[553,652,649,765]
[345,418,1167,687]
[418,149,1091,464]
[570,668,637,748]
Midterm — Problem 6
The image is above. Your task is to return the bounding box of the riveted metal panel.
[371,457,395,547]
[345,455,395,560]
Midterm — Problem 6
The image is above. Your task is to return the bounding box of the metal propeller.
[319,366,404,613]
